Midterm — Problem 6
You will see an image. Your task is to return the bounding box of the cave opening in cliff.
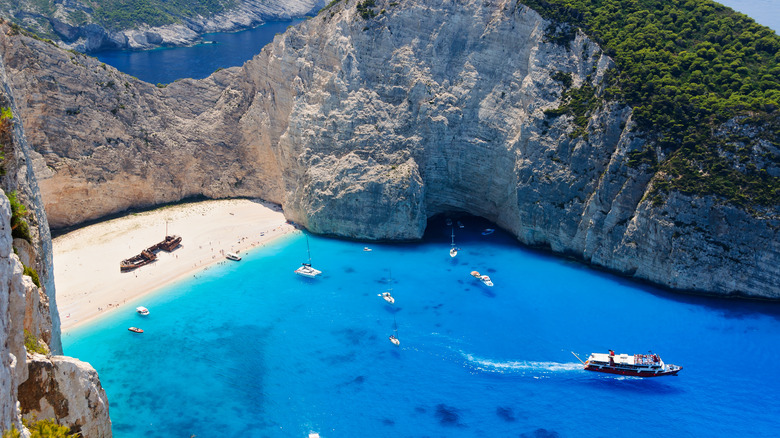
[424,213,503,246]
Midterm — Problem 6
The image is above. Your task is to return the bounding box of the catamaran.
[572,350,682,377]
[295,235,322,278]
[449,227,459,258]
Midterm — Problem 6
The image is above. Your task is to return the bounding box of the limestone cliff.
[0,56,110,435]
[1,0,325,52]
[0,0,777,299]
[19,354,110,438]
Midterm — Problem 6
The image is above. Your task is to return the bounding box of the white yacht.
[136,306,149,316]
[470,270,494,287]
[225,252,241,261]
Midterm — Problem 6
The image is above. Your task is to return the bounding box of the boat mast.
[451,227,455,247]
[306,235,312,264]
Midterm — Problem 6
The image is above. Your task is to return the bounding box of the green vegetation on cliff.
[92,0,236,31]
[1,0,236,32]
[3,419,77,438]
[524,0,780,209]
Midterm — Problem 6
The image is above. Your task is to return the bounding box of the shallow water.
[63,217,780,437]
[94,19,305,85]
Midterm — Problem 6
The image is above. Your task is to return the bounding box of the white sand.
[53,199,295,330]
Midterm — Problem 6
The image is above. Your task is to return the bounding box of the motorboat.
[128,327,143,333]
[363,247,372,252]
[470,270,494,287]
[226,252,241,261]
[389,335,400,346]
[573,350,683,377]
[136,306,149,316]
[481,228,495,235]
[379,291,395,304]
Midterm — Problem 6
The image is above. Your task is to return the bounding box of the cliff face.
[0,0,777,298]
[0,55,110,435]
[1,0,325,52]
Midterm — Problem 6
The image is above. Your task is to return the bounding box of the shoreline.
[53,198,296,331]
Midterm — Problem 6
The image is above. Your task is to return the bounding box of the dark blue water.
[94,19,305,85]
[62,218,780,437]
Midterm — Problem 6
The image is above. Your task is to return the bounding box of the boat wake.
[460,352,582,375]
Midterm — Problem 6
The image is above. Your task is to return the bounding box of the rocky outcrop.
[2,0,325,52]
[0,192,27,433]
[0,59,109,435]
[0,0,777,298]
[19,354,111,438]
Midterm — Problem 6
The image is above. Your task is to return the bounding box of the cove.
[62,217,780,437]
[94,19,305,85]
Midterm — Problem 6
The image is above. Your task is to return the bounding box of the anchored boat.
[573,350,682,377]
[295,235,322,278]
[470,270,494,287]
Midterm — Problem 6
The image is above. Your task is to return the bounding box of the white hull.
[295,265,322,278]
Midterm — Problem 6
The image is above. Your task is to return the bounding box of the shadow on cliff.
[424,213,780,321]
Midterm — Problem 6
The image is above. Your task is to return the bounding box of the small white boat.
[481,228,495,235]
[363,247,372,252]
[389,316,400,345]
[136,306,149,316]
[470,270,494,287]
[449,227,458,258]
[379,291,395,304]
[225,252,241,261]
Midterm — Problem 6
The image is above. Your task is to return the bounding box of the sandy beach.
[53,198,295,330]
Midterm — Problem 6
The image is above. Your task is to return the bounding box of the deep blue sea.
[62,217,780,437]
[94,19,305,85]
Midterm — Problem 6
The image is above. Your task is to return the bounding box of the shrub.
[24,330,48,355]
[23,265,41,288]
[7,191,32,243]
[25,419,77,438]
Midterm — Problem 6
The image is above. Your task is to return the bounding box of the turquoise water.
[63,217,780,437]
[94,19,305,85]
